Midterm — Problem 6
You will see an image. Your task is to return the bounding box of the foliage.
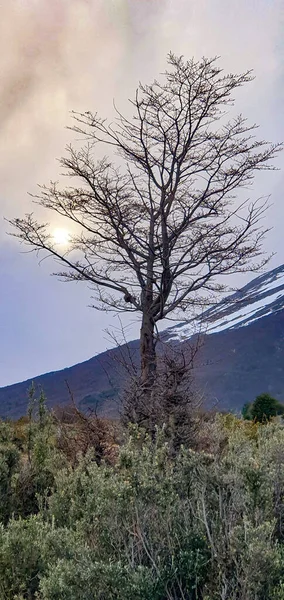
[0,422,20,524]
[0,391,65,523]
[242,401,253,420]
[243,393,284,422]
[1,407,284,598]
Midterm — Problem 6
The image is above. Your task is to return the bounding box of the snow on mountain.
[166,264,284,341]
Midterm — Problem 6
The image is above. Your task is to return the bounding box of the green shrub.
[251,393,284,422]
[0,422,20,524]
[0,516,83,599]
[243,393,284,423]
[1,414,284,598]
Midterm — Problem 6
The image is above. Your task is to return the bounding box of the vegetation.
[1,391,284,599]
[243,393,284,422]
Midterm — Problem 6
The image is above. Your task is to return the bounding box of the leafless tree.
[8,54,282,394]
[123,339,204,451]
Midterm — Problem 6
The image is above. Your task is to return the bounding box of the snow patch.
[165,265,284,341]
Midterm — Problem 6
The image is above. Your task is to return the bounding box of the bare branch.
[7,53,282,385]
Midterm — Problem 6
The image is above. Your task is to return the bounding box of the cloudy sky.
[0,0,283,387]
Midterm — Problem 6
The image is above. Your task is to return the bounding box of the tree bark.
[140,311,156,386]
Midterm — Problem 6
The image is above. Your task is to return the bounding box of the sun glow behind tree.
[52,228,70,246]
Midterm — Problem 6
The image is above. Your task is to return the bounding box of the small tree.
[251,393,284,423]
[243,393,284,422]
[8,54,281,397]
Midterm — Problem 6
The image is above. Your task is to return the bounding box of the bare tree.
[123,338,204,451]
[8,54,282,392]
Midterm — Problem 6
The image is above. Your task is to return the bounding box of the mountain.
[166,263,284,339]
[0,340,140,420]
[2,264,284,419]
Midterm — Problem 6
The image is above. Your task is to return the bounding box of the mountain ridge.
[2,264,284,418]
[166,264,284,338]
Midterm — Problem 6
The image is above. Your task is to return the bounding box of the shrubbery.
[1,397,284,599]
[242,393,284,422]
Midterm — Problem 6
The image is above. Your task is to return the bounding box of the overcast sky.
[0,0,283,387]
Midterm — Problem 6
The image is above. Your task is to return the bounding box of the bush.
[243,393,284,423]
[0,516,83,599]
[0,422,20,524]
[1,409,284,598]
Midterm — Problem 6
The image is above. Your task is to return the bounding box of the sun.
[52,228,70,246]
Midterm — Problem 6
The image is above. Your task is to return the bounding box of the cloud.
[0,0,283,385]
[1,0,282,221]
[0,0,282,240]
[0,1,125,211]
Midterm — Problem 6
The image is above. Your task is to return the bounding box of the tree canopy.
[243,393,284,422]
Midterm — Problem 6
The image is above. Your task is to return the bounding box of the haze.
[0,0,283,387]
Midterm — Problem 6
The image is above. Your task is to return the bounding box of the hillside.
[1,264,284,418]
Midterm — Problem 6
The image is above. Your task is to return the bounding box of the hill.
[1,264,284,418]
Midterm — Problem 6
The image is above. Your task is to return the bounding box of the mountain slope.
[0,341,139,419]
[1,265,284,418]
[166,264,284,339]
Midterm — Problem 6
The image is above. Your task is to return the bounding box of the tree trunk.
[140,311,156,386]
